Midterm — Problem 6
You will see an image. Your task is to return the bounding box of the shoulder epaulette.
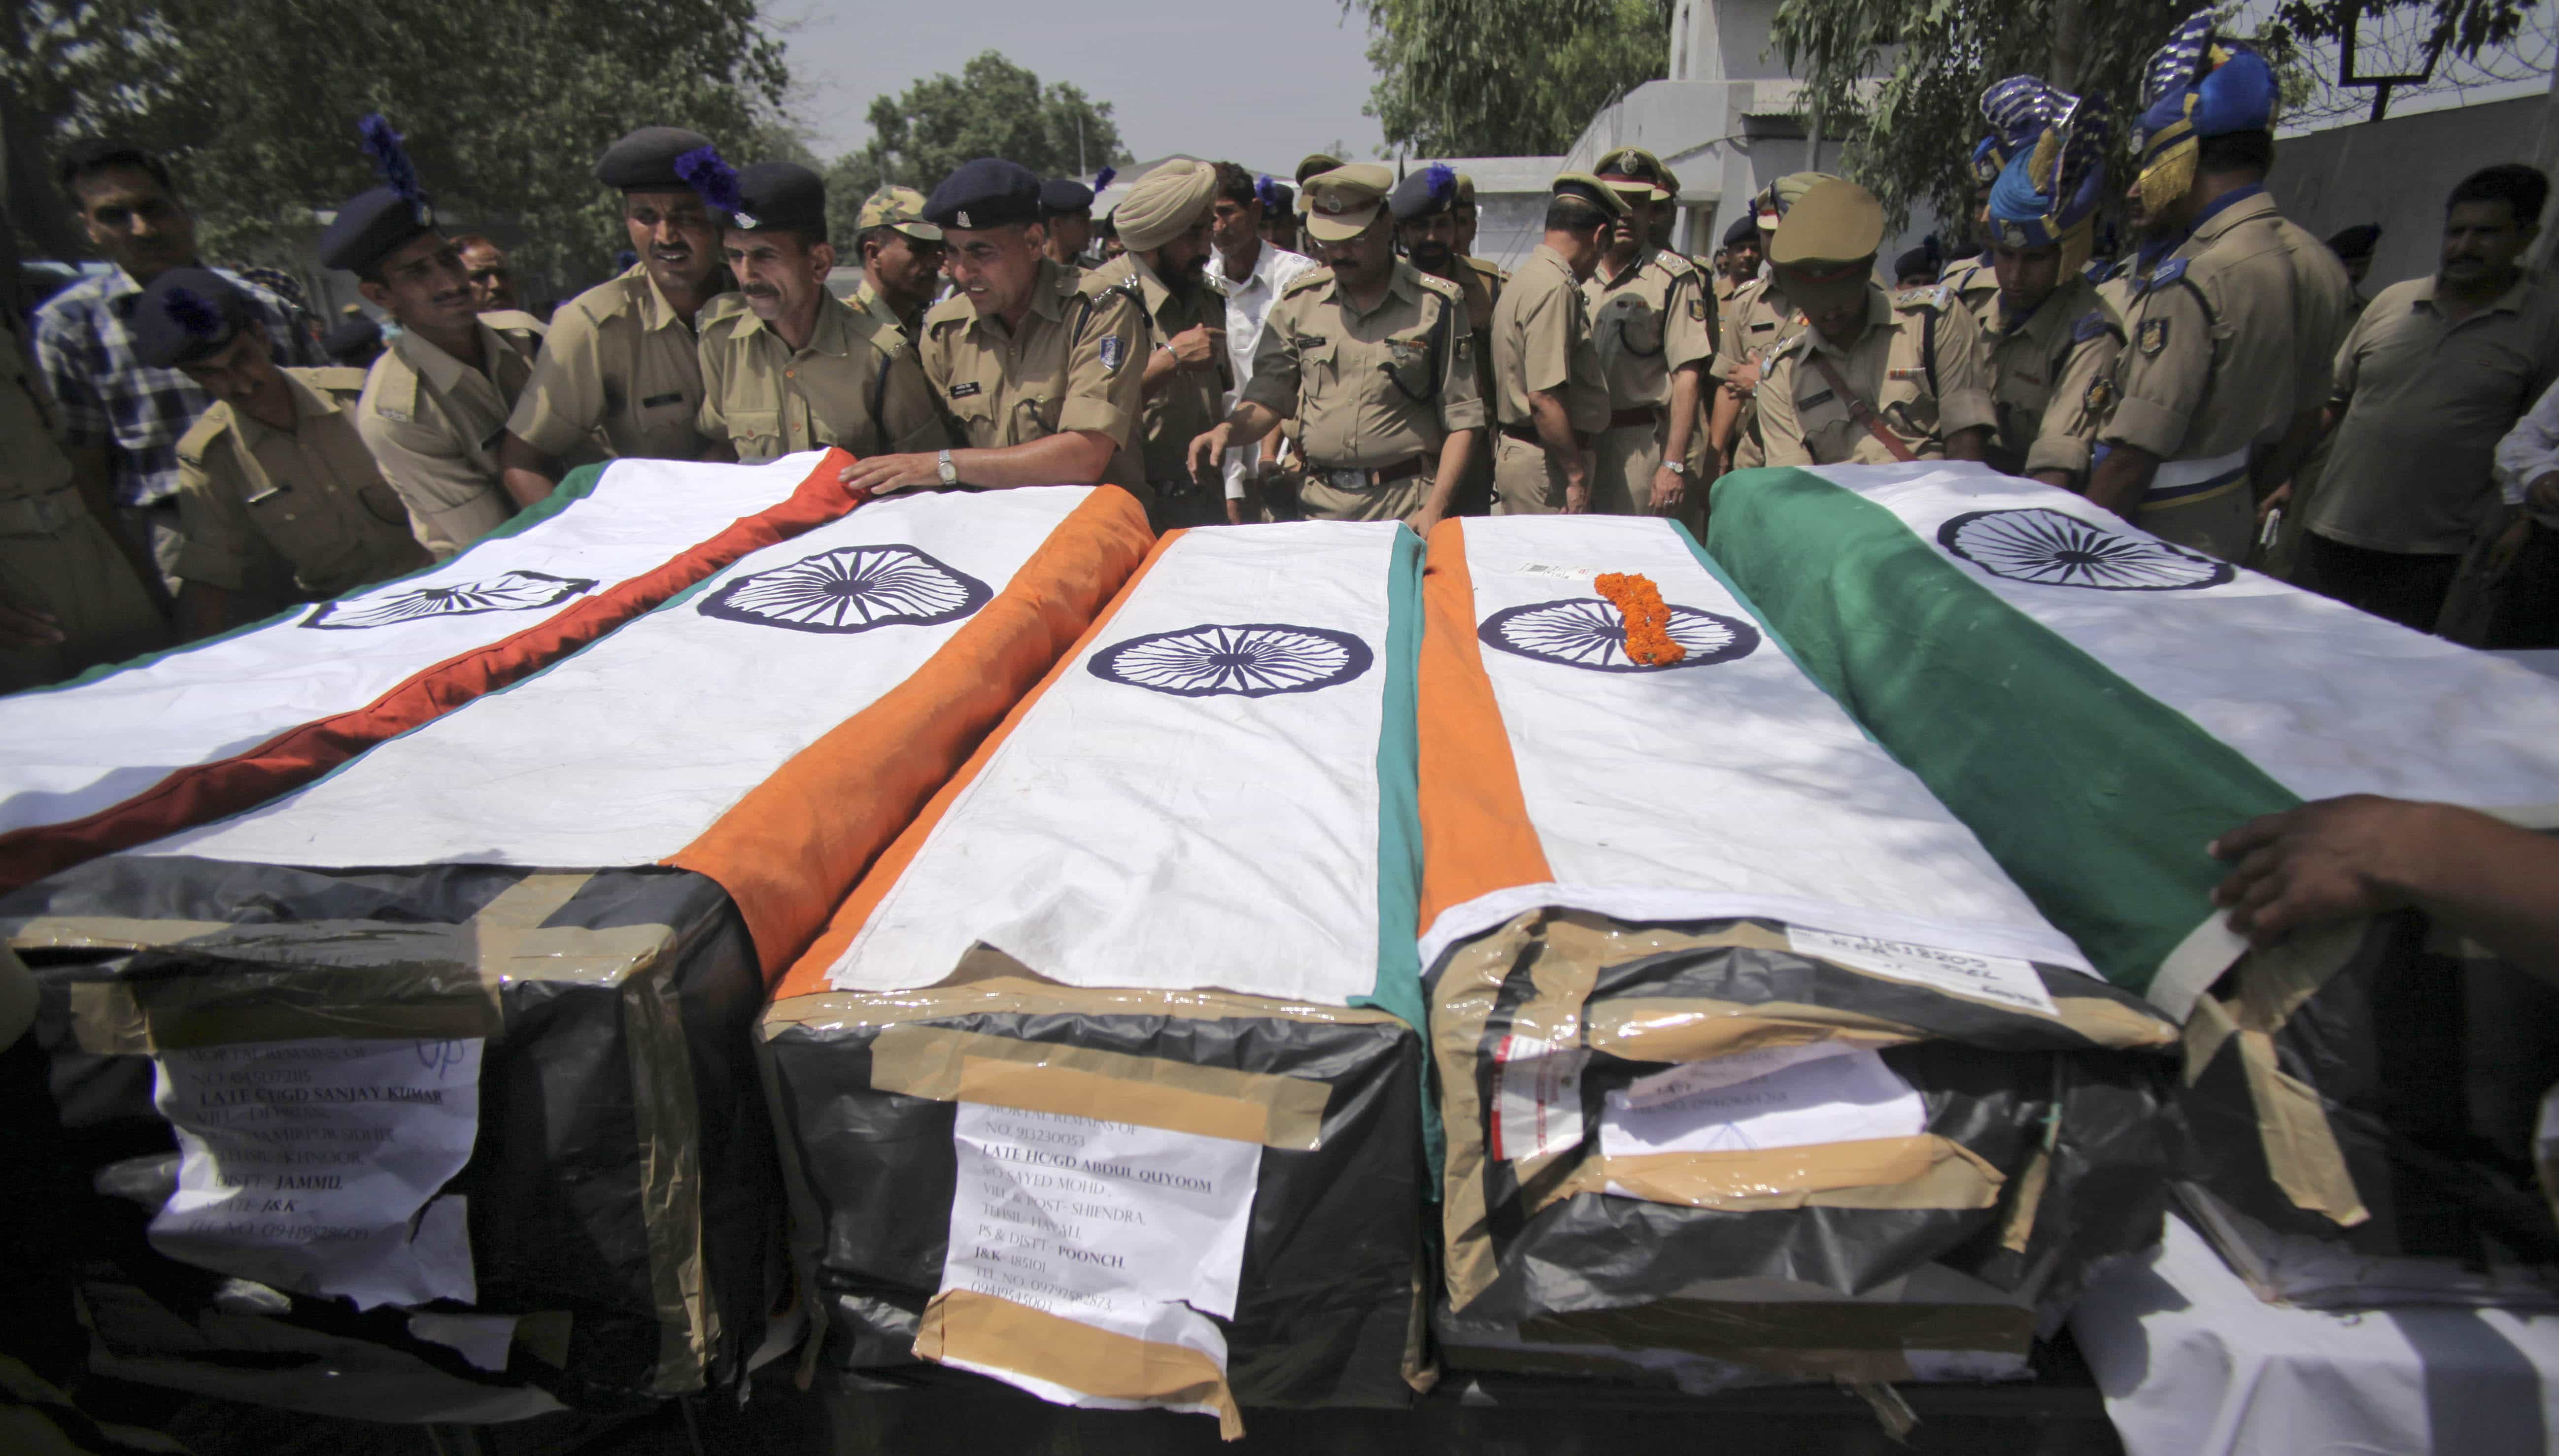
[1650,250,1701,281]
[479,308,547,339]
[1412,269,1463,304]
[1773,330,1813,361]
[367,353,419,423]
[844,301,905,358]
[1281,268,1335,298]
[922,296,973,334]
[1463,256,1508,283]
[176,403,233,463]
[698,290,749,325]
[1895,284,1953,311]
[2071,310,2115,345]
[299,366,375,396]
[2138,258,2190,294]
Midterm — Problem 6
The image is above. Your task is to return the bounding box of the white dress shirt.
[2495,374,2559,510]
[1209,239,1318,498]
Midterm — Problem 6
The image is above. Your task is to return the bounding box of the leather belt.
[1606,406,1663,431]
[1308,456,1427,491]
[1499,420,1591,449]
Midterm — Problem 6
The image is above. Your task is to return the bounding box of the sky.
[772,0,1391,176]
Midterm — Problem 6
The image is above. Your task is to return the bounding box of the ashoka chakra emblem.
[696,543,990,632]
[303,570,596,630]
[1938,508,2233,591]
[1090,623,1373,698]
[1478,598,1758,673]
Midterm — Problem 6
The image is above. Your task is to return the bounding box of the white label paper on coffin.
[939,1103,1259,1361]
[1598,1047,1925,1163]
[1786,926,2059,1018]
[1491,1032,1588,1163]
[148,1037,483,1309]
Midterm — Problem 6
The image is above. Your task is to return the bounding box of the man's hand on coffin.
[2211,795,2559,978]
[839,451,945,496]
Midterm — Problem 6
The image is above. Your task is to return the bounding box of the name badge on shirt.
[949,381,984,400]
[1888,367,1926,382]
[640,391,685,409]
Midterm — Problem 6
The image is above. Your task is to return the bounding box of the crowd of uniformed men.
[8,7,2559,694]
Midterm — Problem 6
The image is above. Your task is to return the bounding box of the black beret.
[1040,177,1095,215]
[1389,165,1458,223]
[318,186,437,276]
[925,158,1042,231]
[1723,213,1759,248]
[597,126,715,192]
[1892,246,1938,281]
[322,314,384,362]
[731,162,827,236]
[132,267,252,370]
[2326,222,2381,260]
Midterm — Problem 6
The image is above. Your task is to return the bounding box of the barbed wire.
[2276,0,2556,126]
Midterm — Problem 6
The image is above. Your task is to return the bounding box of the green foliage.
[2266,0,2535,65]
[6,0,789,282]
[824,51,1129,246]
[1346,0,1674,156]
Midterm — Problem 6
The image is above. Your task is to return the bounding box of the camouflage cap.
[856,185,942,241]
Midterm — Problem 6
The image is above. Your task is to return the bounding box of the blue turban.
[2133,12,2278,212]
[1980,75,2109,270]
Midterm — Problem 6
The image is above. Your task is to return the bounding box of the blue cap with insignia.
[596,126,715,192]
[132,267,253,370]
[319,114,438,277]
[927,158,1044,232]
[1389,163,1459,223]
[1981,75,2111,273]
[1039,177,1096,217]
[733,161,828,236]
[2133,12,2278,215]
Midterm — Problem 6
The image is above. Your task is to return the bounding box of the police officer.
[1189,164,1482,534]
[1937,134,2011,323]
[1489,173,1619,513]
[851,185,945,337]
[1,279,163,688]
[1088,159,1232,527]
[1973,75,2124,487]
[1756,178,1995,467]
[1709,172,1833,472]
[326,144,551,558]
[1041,172,1109,267]
[1714,213,1759,314]
[2086,15,2352,561]
[691,154,945,466]
[1392,164,1500,515]
[1262,180,1302,255]
[139,269,429,637]
[1296,154,1344,189]
[835,158,1150,508]
[498,127,739,507]
[1585,148,1712,517]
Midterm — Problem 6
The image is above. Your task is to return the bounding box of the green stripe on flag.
[1705,467,2298,994]
[1355,524,1440,1191]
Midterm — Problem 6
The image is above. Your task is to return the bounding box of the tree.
[825,51,1128,245]
[1770,0,2540,232]
[5,0,789,283]
[1345,0,1674,157]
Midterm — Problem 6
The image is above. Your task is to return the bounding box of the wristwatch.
[937,448,957,486]
[1663,461,1689,476]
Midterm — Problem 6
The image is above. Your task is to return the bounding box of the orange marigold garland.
[1593,572,1685,666]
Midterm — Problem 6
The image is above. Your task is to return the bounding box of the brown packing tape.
[1432,912,1541,1310]
[1540,1135,2007,1215]
[1587,997,1915,1062]
[1999,1146,2053,1255]
[2182,988,2241,1089]
[914,1287,1243,1440]
[2237,1026,2372,1228]
[2230,918,2362,1035]
[869,1025,1327,1151]
[761,975,1407,1036]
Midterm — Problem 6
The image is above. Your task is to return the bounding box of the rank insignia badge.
[2138,318,2169,357]
[1098,335,1125,373]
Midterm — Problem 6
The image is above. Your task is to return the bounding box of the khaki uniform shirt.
[1983,275,2124,479]
[853,275,922,339]
[2101,191,2354,472]
[1709,275,1809,469]
[1758,283,1997,467]
[1243,261,1486,470]
[1491,243,1608,434]
[696,291,947,466]
[2307,274,2559,555]
[506,263,733,464]
[1583,247,1715,417]
[175,369,432,598]
[1,310,162,690]
[916,256,1148,496]
[357,311,546,557]
[1438,259,1504,429]
[1941,255,2002,332]
[1089,253,1230,488]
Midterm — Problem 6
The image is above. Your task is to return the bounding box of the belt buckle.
[1326,468,1367,492]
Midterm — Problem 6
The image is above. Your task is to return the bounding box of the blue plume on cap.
[165,287,224,338]
[1424,162,1455,205]
[1092,166,1117,192]
[1255,173,1279,210]
[358,113,421,203]
[675,144,742,214]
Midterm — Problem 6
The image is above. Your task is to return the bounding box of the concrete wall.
[2268,96,2545,293]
